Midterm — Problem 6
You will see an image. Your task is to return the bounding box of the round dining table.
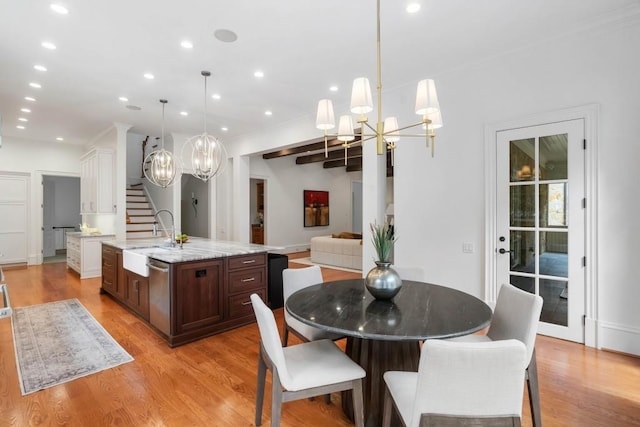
[286,278,492,427]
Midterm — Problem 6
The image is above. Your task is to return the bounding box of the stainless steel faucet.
[153,209,176,247]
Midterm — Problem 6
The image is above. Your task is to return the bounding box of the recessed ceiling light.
[16,125,25,129]
[29,82,42,89]
[126,105,142,111]
[50,4,69,14]
[56,137,64,141]
[214,29,238,43]
[264,110,272,116]
[24,96,36,102]
[21,108,31,113]
[329,85,339,92]
[254,70,264,78]
[406,3,421,13]
[34,65,47,72]
[212,94,221,100]
[180,111,188,116]
[118,96,128,102]
[144,73,154,80]
[18,118,28,122]
[41,41,57,50]
[221,127,228,131]
[180,40,193,49]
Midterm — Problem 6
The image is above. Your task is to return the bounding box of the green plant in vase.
[366,219,401,300]
[370,220,396,263]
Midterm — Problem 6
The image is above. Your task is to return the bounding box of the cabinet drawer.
[228,289,265,319]
[228,253,266,271]
[228,267,266,294]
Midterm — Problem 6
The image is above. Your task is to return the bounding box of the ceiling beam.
[296,146,363,164]
[323,157,362,169]
[262,130,362,159]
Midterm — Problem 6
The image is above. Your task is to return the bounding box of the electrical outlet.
[463,242,474,253]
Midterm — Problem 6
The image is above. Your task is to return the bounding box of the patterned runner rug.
[11,298,133,395]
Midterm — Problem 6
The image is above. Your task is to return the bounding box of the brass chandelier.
[315,0,443,164]
[144,99,179,188]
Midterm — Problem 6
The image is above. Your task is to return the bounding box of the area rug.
[290,257,362,273]
[11,298,133,395]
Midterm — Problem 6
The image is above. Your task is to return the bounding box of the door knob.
[498,248,512,254]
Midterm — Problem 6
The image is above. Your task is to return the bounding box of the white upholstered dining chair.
[251,293,365,427]
[449,283,544,427]
[382,339,528,427]
[281,266,344,346]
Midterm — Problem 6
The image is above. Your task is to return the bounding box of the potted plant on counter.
[365,220,402,300]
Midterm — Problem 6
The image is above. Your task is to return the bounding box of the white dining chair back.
[382,339,527,427]
[282,266,343,345]
[449,283,544,427]
[250,293,365,427]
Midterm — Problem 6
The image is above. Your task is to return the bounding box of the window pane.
[539,134,568,180]
[510,185,535,227]
[510,230,535,273]
[539,183,568,227]
[540,279,568,326]
[539,232,568,278]
[510,138,535,182]
[510,275,534,294]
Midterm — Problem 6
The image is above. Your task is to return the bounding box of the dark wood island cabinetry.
[101,242,268,347]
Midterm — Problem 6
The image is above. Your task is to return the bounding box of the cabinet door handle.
[241,300,252,306]
[242,260,256,264]
[104,262,112,268]
[242,277,256,283]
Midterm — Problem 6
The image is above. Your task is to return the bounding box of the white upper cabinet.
[80,149,115,214]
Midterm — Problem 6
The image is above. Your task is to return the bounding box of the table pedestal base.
[342,337,420,427]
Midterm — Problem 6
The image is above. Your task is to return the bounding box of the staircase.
[126,184,156,239]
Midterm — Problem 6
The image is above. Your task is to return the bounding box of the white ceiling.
[0,0,635,147]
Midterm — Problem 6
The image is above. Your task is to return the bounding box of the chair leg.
[271,366,283,427]
[282,325,289,346]
[324,393,331,404]
[382,385,392,427]
[352,378,365,427]
[255,349,267,426]
[527,349,542,427]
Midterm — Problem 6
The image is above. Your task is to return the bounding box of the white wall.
[249,155,362,251]
[221,15,640,355]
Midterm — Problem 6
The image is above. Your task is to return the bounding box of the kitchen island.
[102,237,270,347]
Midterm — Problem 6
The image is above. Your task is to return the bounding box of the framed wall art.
[303,190,329,227]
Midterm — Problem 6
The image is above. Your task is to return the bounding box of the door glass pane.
[539,134,568,180]
[510,275,534,294]
[539,232,568,278]
[510,185,535,227]
[540,279,568,326]
[510,230,535,273]
[539,183,568,227]
[510,138,535,182]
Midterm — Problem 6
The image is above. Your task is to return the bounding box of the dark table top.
[286,279,492,341]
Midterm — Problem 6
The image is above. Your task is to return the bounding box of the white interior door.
[0,173,28,265]
[496,119,585,342]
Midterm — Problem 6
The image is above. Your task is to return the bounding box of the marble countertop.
[104,237,278,264]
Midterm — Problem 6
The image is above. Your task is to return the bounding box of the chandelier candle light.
[315,0,443,162]
[144,99,179,188]
[184,71,227,182]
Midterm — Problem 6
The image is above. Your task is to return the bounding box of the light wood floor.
[0,254,639,426]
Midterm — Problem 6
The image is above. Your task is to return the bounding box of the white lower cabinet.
[66,233,115,279]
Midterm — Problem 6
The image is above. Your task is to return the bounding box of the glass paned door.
[496,120,585,342]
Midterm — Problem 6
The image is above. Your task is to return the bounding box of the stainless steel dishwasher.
[147,259,170,336]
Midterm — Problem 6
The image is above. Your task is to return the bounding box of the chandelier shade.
[415,79,440,115]
[144,99,179,188]
[337,115,355,142]
[184,70,227,182]
[316,99,335,130]
[350,77,374,115]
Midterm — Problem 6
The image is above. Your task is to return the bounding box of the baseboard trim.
[597,320,640,356]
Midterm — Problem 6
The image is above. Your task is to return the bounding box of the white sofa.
[310,235,362,270]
